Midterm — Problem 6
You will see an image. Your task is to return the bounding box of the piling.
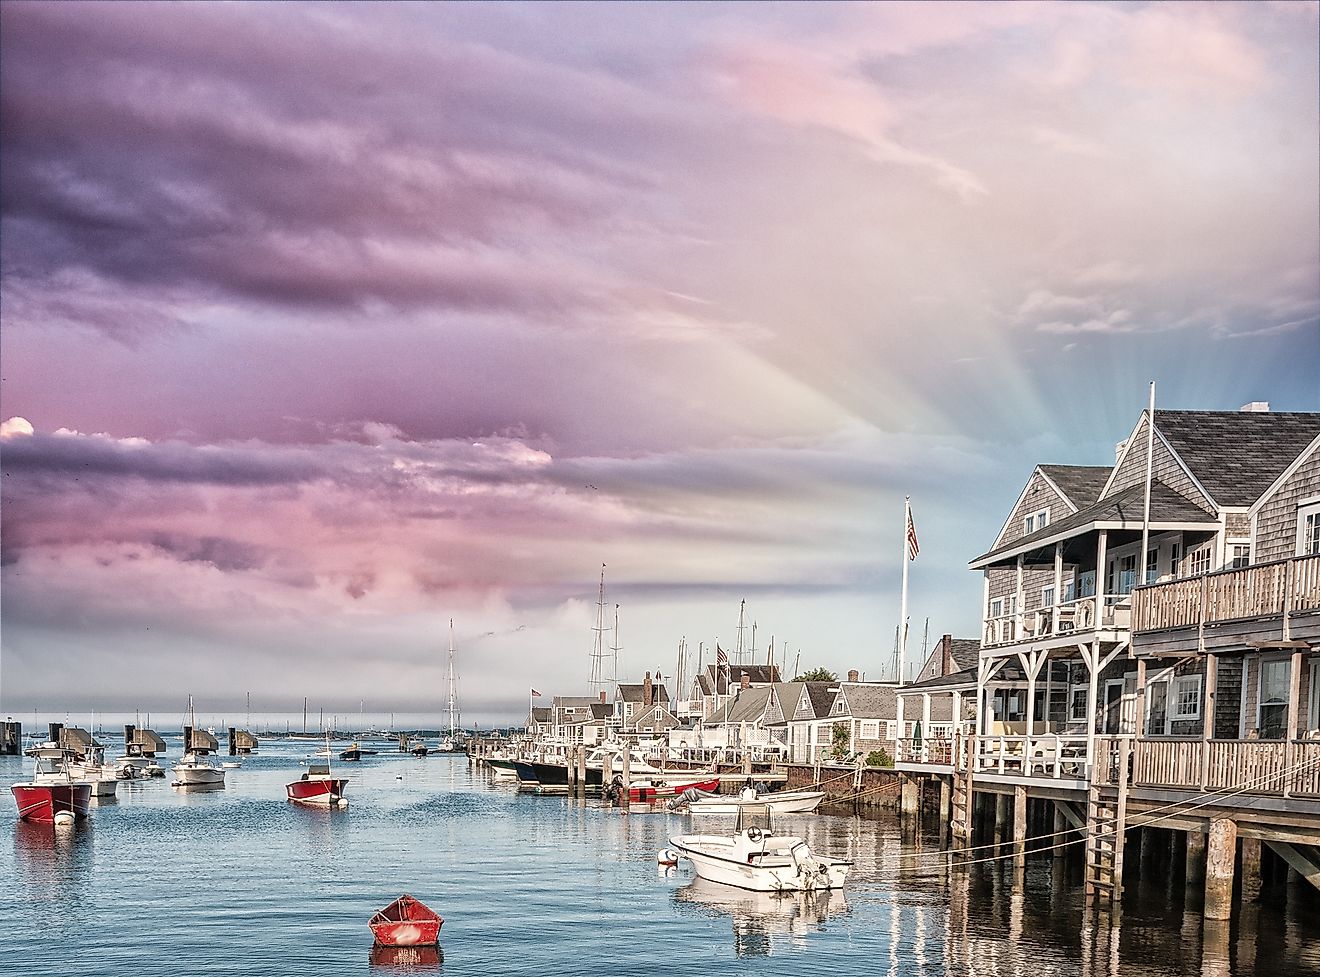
[900,774,920,820]
[1204,818,1237,921]
[621,748,631,806]
[1013,786,1027,869]
[0,721,20,756]
[1240,837,1262,899]
[1186,829,1207,889]
[577,746,588,798]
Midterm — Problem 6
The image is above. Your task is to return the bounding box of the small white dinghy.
[669,804,850,893]
[680,786,827,817]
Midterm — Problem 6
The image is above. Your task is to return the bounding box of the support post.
[901,773,920,820]
[1204,818,1237,921]
[1013,784,1028,870]
[1186,829,1207,890]
[1053,541,1064,634]
[1201,654,1217,789]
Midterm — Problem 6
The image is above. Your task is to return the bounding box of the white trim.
[1308,660,1320,734]
[969,519,1217,570]
[1246,436,1320,517]
[1299,501,1320,558]
[1171,674,1203,721]
[991,468,1059,549]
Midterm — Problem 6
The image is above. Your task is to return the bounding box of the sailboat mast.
[447,619,457,738]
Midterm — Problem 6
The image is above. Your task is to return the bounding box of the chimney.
[643,671,653,708]
[941,634,953,676]
[599,691,606,703]
[1114,439,1127,463]
[847,669,859,682]
[740,671,750,691]
[1239,401,1269,413]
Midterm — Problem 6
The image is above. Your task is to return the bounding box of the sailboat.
[172,695,225,787]
[437,620,461,752]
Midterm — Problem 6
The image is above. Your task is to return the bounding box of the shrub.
[866,749,893,768]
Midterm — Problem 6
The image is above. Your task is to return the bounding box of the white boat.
[669,805,850,893]
[221,760,242,769]
[172,752,225,786]
[68,745,120,799]
[684,787,826,817]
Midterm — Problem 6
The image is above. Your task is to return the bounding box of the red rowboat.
[369,894,443,946]
[11,782,92,823]
[628,777,720,803]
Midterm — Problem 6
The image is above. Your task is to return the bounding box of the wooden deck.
[1132,553,1320,635]
[1093,735,1320,801]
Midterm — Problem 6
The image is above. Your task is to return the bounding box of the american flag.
[530,688,542,698]
[716,645,729,668]
[906,505,920,561]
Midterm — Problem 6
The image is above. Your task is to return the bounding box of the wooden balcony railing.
[895,736,954,766]
[971,733,1090,779]
[1132,553,1320,633]
[1094,736,1320,798]
[982,595,1131,649]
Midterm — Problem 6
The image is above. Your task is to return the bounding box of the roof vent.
[1114,439,1127,463]
[1239,402,1269,413]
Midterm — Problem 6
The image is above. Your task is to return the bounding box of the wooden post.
[896,694,906,762]
[1053,542,1064,633]
[901,773,920,819]
[1240,837,1262,899]
[1201,654,1217,790]
[1204,818,1237,921]
[1186,829,1207,890]
[1095,529,1108,628]
[1015,555,1025,638]
[921,693,931,765]
[621,748,631,806]
[577,745,588,797]
[1285,650,1302,797]
[1013,784,1028,870]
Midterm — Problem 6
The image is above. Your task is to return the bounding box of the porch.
[1093,735,1320,801]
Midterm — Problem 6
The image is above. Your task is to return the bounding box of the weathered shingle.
[1156,410,1320,507]
[1039,465,1112,507]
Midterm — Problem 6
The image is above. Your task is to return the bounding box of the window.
[1145,548,1159,585]
[990,597,1004,617]
[1171,675,1202,721]
[1229,543,1250,570]
[1258,659,1291,740]
[860,721,880,739]
[1024,508,1050,534]
[1188,545,1212,578]
[1069,686,1089,723]
[1041,585,1055,608]
[1170,541,1182,578]
[1299,501,1320,556]
[1115,554,1137,595]
[1309,660,1320,733]
[1147,681,1169,735]
[1078,571,1096,598]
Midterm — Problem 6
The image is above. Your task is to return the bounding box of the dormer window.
[1024,509,1050,534]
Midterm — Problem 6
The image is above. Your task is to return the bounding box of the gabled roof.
[695,663,782,697]
[1039,465,1111,507]
[1248,434,1320,516]
[552,696,599,709]
[971,482,1218,568]
[632,705,680,730]
[617,683,670,704]
[1154,411,1320,507]
[529,707,551,723]
[834,683,898,720]
[708,686,775,726]
[589,703,613,720]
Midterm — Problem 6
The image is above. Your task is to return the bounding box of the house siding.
[1108,417,1214,512]
[1214,657,1243,739]
[1253,446,1320,563]
[996,470,1073,547]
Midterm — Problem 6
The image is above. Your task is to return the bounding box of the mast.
[899,496,911,686]
[447,619,458,738]
[588,564,610,695]
[609,605,622,694]
[735,599,747,667]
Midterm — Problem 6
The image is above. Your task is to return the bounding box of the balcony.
[1131,554,1320,644]
[1093,735,1320,799]
[982,595,1132,650]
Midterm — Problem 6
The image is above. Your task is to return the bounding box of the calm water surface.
[3,741,1317,976]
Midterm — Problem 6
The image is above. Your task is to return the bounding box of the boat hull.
[629,777,721,802]
[670,834,850,892]
[12,783,93,823]
[369,894,443,946]
[286,778,350,807]
[172,765,225,786]
[688,790,826,816]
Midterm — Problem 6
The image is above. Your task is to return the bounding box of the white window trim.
[1171,674,1202,721]
[1068,684,1090,723]
[860,720,880,739]
[1308,659,1320,734]
[1298,500,1320,557]
[1187,543,1213,578]
[1024,508,1050,535]
[1257,658,1292,733]
[1040,585,1056,608]
[1227,539,1251,570]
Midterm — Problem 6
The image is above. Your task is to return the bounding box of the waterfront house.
[894,635,980,767]
[775,681,838,763]
[825,674,901,761]
[901,403,1320,901]
[688,663,782,720]
[615,672,671,731]
[526,706,551,737]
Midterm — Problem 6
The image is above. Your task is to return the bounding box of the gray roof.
[696,663,782,696]
[972,482,1218,566]
[552,696,599,709]
[948,640,979,669]
[836,683,898,720]
[617,683,670,704]
[632,705,680,729]
[1040,465,1112,507]
[1156,410,1320,507]
[589,703,614,720]
[529,707,551,723]
[128,728,167,752]
[709,686,775,725]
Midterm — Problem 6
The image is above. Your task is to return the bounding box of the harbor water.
[2,740,1317,976]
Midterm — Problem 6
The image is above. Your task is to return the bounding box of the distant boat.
[11,745,93,823]
[681,788,827,817]
[411,742,430,757]
[173,696,225,787]
[339,743,378,761]
[286,762,349,807]
[370,894,443,947]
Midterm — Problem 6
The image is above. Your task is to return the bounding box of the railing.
[1132,553,1320,633]
[972,733,1089,779]
[1101,736,1320,798]
[895,736,954,765]
[982,594,1131,648]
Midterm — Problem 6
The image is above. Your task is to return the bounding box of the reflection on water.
[368,944,443,970]
[673,877,849,956]
[13,819,96,919]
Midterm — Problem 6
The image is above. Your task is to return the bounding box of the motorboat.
[172,752,226,787]
[116,724,169,778]
[67,743,120,799]
[286,762,349,807]
[680,787,826,816]
[370,894,443,946]
[606,774,722,803]
[339,743,378,761]
[221,760,242,769]
[669,804,850,893]
[12,745,93,823]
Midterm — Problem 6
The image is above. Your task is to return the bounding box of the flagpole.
[899,496,910,686]
[1140,381,1156,586]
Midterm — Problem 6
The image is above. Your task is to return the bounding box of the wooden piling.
[1013,785,1027,869]
[1204,818,1237,921]
[1186,829,1207,889]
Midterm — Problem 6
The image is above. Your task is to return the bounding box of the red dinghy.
[628,777,721,802]
[369,894,443,946]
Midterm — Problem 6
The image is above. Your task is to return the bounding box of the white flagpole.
[899,496,910,686]
[1140,381,1156,586]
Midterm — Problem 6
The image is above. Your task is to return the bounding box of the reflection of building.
[672,877,848,956]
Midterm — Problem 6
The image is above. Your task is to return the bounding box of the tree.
[794,667,838,682]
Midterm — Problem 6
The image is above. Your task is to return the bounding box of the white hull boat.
[686,788,826,817]
[669,805,849,893]
[172,753,226,787]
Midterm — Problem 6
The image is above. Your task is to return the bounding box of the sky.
[2,1,1318,727]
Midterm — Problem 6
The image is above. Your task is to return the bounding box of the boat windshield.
[735,803,773,835]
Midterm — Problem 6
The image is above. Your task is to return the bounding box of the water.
[3,741,1317,976]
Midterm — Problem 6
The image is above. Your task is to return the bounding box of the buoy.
[54,810,75,827]
[656,848,680,866]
